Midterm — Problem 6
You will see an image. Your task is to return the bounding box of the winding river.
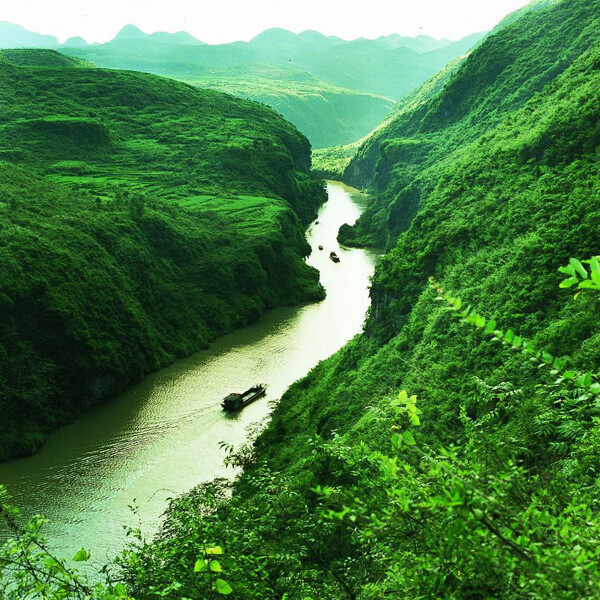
[0,181,378,568]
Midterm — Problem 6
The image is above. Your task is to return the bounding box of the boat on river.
[318,245,323,250]
[329,251,340,263]
[222,384,267,412]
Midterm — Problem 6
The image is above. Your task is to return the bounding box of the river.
[0,181,378,569]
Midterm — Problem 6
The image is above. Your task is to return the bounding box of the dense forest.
[2,0,600,598]
[0,51,325,460]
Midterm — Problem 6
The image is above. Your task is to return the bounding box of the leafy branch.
[429,277,600,396]
[559,257,600,297]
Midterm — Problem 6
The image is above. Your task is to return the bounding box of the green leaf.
[214,578,233,595]
[397,390,408,403]
[504,329,514,343]
[570,258,588,279]
[194,559,208,573]
[590,383,600,395]
[559,264,576,277]
[590,257,600,287]
[542,352,554,365]
[484,318,496,334]
[559,277,579,289]
[72,548,89,562]
[205,546,223,555]
[576,373,593,388]
[553,357,568,371]
[402,431,416,446]
[210,560,222,572]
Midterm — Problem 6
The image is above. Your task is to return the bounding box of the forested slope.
[118,1,600,598]
[188,66,394,148]
[342,0,600,247]
[0,52,326,460]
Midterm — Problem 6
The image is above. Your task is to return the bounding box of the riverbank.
[0,181,378,565]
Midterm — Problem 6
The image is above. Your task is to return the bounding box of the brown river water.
[0,181,379,568]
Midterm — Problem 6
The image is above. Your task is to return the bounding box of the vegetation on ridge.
[342,0,600,247]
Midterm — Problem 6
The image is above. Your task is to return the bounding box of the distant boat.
[329,251,340,263]
[315,221,319,224]
[222,384,267,412]
[318,245,323,250]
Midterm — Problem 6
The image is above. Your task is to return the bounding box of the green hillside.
[312,55,467,177]
[112,1,600,599]
[57,28,485,148]
[190,66,394,148]
[341,0,600,247]
[0,48,94,68]
[0,53,326,460]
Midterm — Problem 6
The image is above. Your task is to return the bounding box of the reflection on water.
[0,181,379,566]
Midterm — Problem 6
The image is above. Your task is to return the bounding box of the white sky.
[1,0,533,45]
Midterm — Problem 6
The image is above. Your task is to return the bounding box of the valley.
[1,0,600,598]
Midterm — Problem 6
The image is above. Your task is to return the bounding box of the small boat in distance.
[318,245,323,250]
[222,384,267,412]
[329,251,340,263]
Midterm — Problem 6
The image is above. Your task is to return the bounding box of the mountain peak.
[250,28,298,44]
[149,30,204,45]
[113,24,148,41]
[62,36,88,48]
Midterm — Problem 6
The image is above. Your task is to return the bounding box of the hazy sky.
[2,0,533,44]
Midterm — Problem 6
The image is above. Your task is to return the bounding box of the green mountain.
[115,1,600,598]
[341,0,600,247]
[0,50,325,460]
[61,36,88,48]
[0,21,58,48]
[0,21,485,148]
[0,48,93,68]
[55,26,485,147]
[189,65,394,148]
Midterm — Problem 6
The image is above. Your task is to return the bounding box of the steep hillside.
[312,56,467,177]
[342,0,600,247]
[0,54,326,460]
[191,66,394,148]
[118,2,600,599]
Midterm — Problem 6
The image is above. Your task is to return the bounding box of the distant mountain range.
[0,20,462,53]
[0,21,206,48]
[0,21,486,147]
